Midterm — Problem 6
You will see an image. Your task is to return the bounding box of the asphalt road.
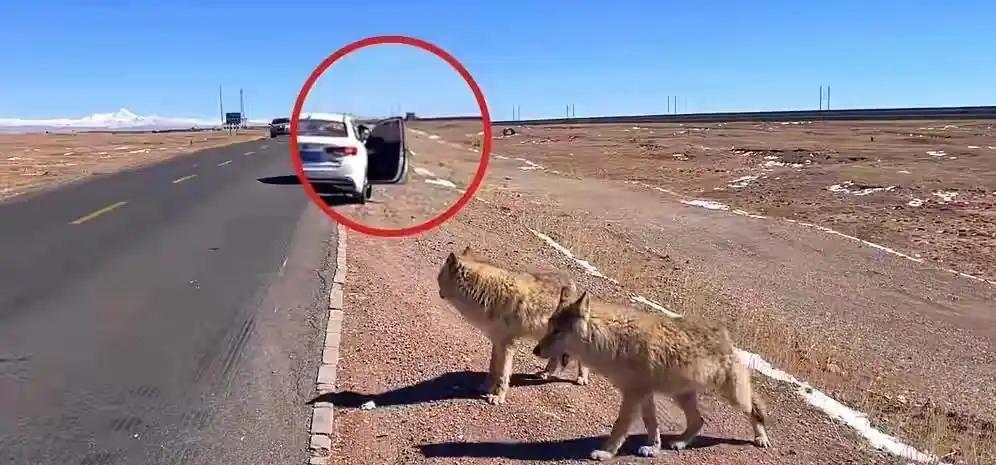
[0,137,335,465]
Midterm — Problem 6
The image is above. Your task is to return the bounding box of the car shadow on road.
[306,370,570,409]
[418,434,755,461]
[257,175,301,185]
[256,176,372,206]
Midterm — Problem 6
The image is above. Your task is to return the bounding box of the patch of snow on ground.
[413,167,436,177]
[681,199,730,210]
[425,178,456,188]
[933,191,958,202]
[829,181,896,196]
[728,175,758,188]
[763,160,804,168]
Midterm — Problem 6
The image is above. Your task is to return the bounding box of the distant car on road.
[298,112,409,203]
[269,117,290,138]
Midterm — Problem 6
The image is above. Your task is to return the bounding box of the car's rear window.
[271,118,289,124]
[299,119,349,137]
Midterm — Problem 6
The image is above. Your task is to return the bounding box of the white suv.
[297,112,409,203]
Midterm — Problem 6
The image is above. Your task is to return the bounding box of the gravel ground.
[312,131,948,464]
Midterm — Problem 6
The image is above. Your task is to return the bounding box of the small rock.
[360,400,376,410]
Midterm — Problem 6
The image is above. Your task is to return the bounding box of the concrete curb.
[308,224,346,464]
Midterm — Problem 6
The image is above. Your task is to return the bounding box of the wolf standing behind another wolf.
[534,288,771,460]
[436,246,590,405]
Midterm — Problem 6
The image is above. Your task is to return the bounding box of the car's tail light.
[325,146,357,156]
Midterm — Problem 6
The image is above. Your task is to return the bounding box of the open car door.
[364,117,409,184]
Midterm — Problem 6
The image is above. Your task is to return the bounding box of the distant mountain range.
[0,109,273,133]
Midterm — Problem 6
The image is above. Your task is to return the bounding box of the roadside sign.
[225,112,243,126]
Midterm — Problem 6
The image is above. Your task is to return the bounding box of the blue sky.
[2,0,994,120]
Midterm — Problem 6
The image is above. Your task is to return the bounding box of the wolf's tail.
[723,360,768,425]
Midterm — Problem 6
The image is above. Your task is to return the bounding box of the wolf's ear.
[575,292,591,320]
[558,284,577,308]
[461,246,473,256]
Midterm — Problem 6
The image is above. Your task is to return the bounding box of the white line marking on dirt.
[628,180,995,286]
[128,148,151,154]
[495,155,509,160]
[217,160,232,166]
[530,229,946,464]
[413,167,436,177]
[428,134,440,140]
[738,351,944,464]
[527,228,618,283]
[409,149,417,156]
[425,178,457,188]
[629,296,680,317]
[926,150,947,158]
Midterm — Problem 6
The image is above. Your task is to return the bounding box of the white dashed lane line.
[69,201,128,225]
[218,160,232,167]
[243,151,255,156]
[172,174,198,184]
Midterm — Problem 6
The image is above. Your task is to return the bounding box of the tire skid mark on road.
[417,129,947,463]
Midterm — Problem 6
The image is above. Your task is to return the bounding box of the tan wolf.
[533,288,771,460]
[437,246,590,405]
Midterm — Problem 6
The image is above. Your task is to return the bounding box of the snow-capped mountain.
[0,109,272,132]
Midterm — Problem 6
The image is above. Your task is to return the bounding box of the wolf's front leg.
[590,392,643,460]
[484,339,514,405]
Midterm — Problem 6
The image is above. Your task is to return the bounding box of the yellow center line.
[172,174,198,184]
[70,201,128,225]
[218,160,233,166]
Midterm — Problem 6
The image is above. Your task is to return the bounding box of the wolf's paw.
[575,374,590,386]
[667,440,690,450]
[484,394,506,406]
[636,445,660,457]
[754,435,771,448]
[589,449,614,461]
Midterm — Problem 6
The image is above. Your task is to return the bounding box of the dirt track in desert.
[316,120,995,465]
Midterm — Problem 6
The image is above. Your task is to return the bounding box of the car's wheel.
[364,183,373,199]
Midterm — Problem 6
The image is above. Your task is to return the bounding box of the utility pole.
[827,85,831,110]
[239,88,245,128]
[667,96,671,114]
[218,85,224,125]
[820,86,823,110]
[571,104,575,118]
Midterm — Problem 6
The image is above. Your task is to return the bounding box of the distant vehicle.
[269,117,290,138]
[298,112,409,204]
